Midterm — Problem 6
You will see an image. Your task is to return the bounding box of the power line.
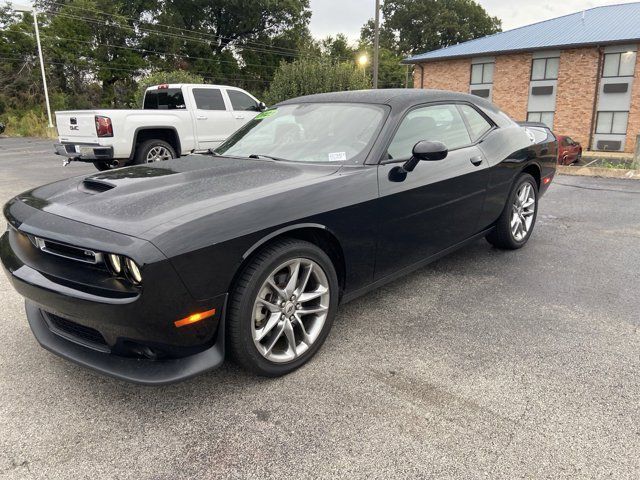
[39,10,330,62]
[4,54,270,85]
[45,0,310,57]
[36,33,280,73]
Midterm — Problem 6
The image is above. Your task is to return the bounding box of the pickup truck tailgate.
[56,112,98,142]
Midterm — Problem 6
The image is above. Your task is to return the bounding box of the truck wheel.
[134,140,176,165]
[92,161,114,171]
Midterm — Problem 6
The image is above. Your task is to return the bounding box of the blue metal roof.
[404,2,640,63]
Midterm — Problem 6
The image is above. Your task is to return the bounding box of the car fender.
[241,223,334,260]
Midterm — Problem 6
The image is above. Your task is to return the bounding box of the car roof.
[277,88,494,110]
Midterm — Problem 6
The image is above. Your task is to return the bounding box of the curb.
[557,165,640,180]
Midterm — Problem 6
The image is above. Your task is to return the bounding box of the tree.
[361,0,501,56]
[138,0,313,92]
[321,34,356,62]
[136,70,205,101]
[264,58,370,105]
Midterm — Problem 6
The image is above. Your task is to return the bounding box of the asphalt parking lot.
[1,137,639,479]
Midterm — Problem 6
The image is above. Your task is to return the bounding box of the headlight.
[125,258,142,284]
[106,253,122,274]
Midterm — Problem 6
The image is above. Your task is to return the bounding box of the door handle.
[470,156,483,166]
[234,115,245,119]
[196,115,208,120]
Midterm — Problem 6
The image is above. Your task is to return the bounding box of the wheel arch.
[521,162,541,189]
[233,223,347,298]
[132,127,181,159]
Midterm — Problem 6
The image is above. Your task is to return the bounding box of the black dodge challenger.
[1,90,557,384]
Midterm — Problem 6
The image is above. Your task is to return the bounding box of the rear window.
[143,88,186,110]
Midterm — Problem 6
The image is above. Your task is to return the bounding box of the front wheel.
[486,173,538,250]
[227,239,339,376]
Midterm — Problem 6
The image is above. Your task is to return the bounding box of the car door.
[375,103,492,279]
[225,89,261,129]
[190,87,236,150]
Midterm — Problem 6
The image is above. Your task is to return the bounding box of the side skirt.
[340,227,495,304]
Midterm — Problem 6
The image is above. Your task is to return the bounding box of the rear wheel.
[227,239,339,376]
[486,173,538,250]
[92,161,114,171]
[133,139,176,165]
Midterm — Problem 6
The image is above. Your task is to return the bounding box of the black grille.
[82,179,115,193]
[38,238,98,263]
[46,313,109,350]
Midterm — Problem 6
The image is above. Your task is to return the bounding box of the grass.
[597,159,634,170]
[2,111,57,138]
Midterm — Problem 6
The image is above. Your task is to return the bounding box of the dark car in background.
[0,122,5,135]
[556,135,582,165]
[1,89,557,384]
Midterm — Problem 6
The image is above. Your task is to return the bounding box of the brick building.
[403,3,640,153]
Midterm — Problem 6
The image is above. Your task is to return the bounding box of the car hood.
[15,155,341,238]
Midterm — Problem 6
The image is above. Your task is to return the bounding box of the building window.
[470,62,494,85]
[602,52,637,77]
[595,111,629,134]
[531,57,560,80]
[527,112,554,129]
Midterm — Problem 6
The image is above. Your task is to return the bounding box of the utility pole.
[14,5,53,128]
[32,9,53,128]
[372,0,380,89]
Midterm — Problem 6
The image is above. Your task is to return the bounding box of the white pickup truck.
[54,84,265,170]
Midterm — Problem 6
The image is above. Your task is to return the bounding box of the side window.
[193,88,226,110]
[458,104,493,142]
[387,104,472,160]
[228,90,259,111]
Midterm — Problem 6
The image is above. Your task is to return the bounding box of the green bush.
[3,110,55,138]
[264,59,371,105]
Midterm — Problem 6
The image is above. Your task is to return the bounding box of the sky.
[309,0,640,42]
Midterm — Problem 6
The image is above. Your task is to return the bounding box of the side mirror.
[388,140,449,182]
[257,101,267,112]
[403,140,448,172]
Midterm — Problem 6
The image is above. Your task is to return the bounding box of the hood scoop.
[80,179,116,194]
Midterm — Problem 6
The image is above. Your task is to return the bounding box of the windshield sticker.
[255,109,277,120]
[328,152,347,162]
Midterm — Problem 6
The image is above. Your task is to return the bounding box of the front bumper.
[54,142,114,161]
[25,301,225,385]
[1,206,228,385]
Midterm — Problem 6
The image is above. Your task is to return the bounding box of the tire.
[92,161,115,171]
[227,238,339,376]
[133,139,176,165]
[574,152,582,165]
[486,173,538,250]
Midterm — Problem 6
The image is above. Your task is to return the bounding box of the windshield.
[214,103,387,163]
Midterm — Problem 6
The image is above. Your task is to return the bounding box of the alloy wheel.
[511,182,536,242]
[251,258,330,363]
[146,146,173,163]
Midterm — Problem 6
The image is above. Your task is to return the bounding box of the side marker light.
[174,308,216,328]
